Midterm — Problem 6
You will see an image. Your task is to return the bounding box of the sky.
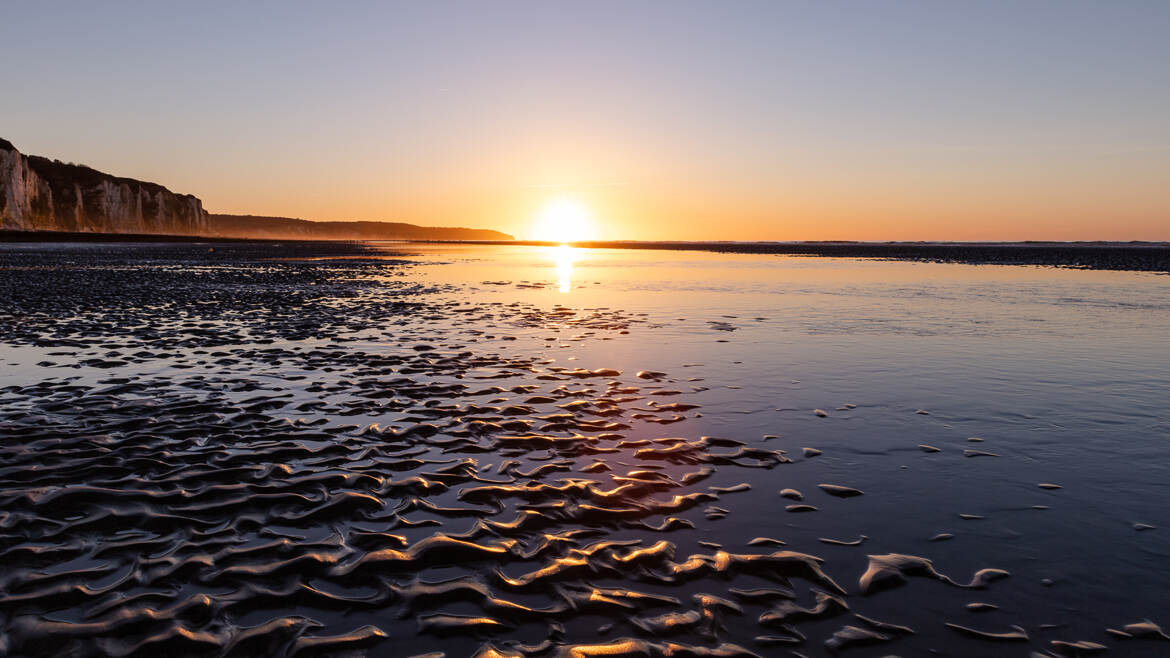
[3,1,1169,241]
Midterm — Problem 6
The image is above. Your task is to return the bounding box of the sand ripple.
[0,243,1159,655]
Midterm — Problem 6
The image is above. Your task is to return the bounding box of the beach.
[1,241,1168,657]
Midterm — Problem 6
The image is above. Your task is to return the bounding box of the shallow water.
[0,241,1167,657]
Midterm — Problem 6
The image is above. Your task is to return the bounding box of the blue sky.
[3,1,1168,239]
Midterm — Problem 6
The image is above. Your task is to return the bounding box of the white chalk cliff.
[0,138,208,235]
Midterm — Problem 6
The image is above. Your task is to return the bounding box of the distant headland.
[204,214,512,241]
[0,138,513,241]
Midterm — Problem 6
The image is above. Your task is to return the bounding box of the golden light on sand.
[531,198,599,244]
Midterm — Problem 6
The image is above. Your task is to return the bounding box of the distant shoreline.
[3,230,1169,272]
[423,239,1170,273]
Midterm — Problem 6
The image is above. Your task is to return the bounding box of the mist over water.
[1,241,1167,656]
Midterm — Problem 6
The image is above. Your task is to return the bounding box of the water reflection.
[550,244,579,293]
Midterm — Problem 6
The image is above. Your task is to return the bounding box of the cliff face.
[207,214,514,241]
[0,138,208,235]
[1,137,513,241]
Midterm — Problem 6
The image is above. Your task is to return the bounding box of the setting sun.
[530,198,599,243]
[4,4,1170,656]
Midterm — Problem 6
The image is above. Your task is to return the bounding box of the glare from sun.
[552,244,577,293]
[531,198,599,244]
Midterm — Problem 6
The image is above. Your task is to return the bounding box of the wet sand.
[0,241,1167,657]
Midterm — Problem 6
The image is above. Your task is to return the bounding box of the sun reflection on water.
[550,244,578,293]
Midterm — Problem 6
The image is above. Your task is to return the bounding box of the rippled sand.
[0,242,1167,657]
